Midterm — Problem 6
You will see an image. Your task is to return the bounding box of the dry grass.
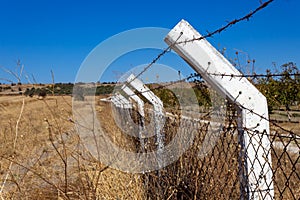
[0,95,144,199]
[0,95,299,199]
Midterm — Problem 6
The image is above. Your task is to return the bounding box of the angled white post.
[115,93,132,109]
[121,85,146,151]
[126,74,163,113]
[122,85,145,117]
[126,74,165,166]
[110,95,124,127]
[111,93,133,137]
[110,95,122,108]
[165,20,274,200]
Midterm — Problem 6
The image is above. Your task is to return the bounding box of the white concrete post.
[111,94,132,129]
[114,93,132,109]
[121,85,146,151]
[126,74,165,166]
[110,95,122,108]
[126,74,163,113]
[165,19,274,200]
[110,95,123,128]
[122,85,145,117]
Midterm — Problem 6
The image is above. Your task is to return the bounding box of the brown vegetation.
[0,95,298,199]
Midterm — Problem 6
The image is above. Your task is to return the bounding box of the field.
[0,95,144,199]
[0,95,299,199]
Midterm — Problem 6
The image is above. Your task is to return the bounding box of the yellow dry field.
[0,95,144,199]
[0,95,299,199]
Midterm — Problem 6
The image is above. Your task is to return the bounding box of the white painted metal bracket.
[165,19,274,200]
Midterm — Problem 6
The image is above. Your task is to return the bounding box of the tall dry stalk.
[0,98,25,199]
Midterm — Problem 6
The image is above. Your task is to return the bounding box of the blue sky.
[0,0,299,83]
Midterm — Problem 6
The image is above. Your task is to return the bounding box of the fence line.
[109,96,299,199]
[107,1,300,196]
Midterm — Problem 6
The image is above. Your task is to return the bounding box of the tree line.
[24,83,115,97]
[21,62,300,112]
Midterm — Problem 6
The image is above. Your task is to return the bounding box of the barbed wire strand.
[189,72,300,79]
[111,0,299,138]
[117,0,276,101]
[118,0,276,96]
[121,32,183,90]
[177,0,274,44]
[122,0,274,85]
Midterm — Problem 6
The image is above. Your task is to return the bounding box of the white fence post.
[126,74,163,113]
[126,74,165,167]
[121,85,146,151]
[114,93,133,109]
[111,93,133,133]
[110,95,121,108]
[165,19,274,199]
[122,85,145,118]
[111,93,132,109]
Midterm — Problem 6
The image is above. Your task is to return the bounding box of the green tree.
[277,62,299,110]
[256,62,300,111]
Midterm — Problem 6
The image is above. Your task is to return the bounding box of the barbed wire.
[117,0,276,98]
[116,0,276,100]
[120,0,275,85]
[237,103,300,137]
[122,32,183,90]
[110,0,299,139]
[135,70,300,94]
[186,72,300,80]
[177,0,274,44]
[116,69,299,139]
